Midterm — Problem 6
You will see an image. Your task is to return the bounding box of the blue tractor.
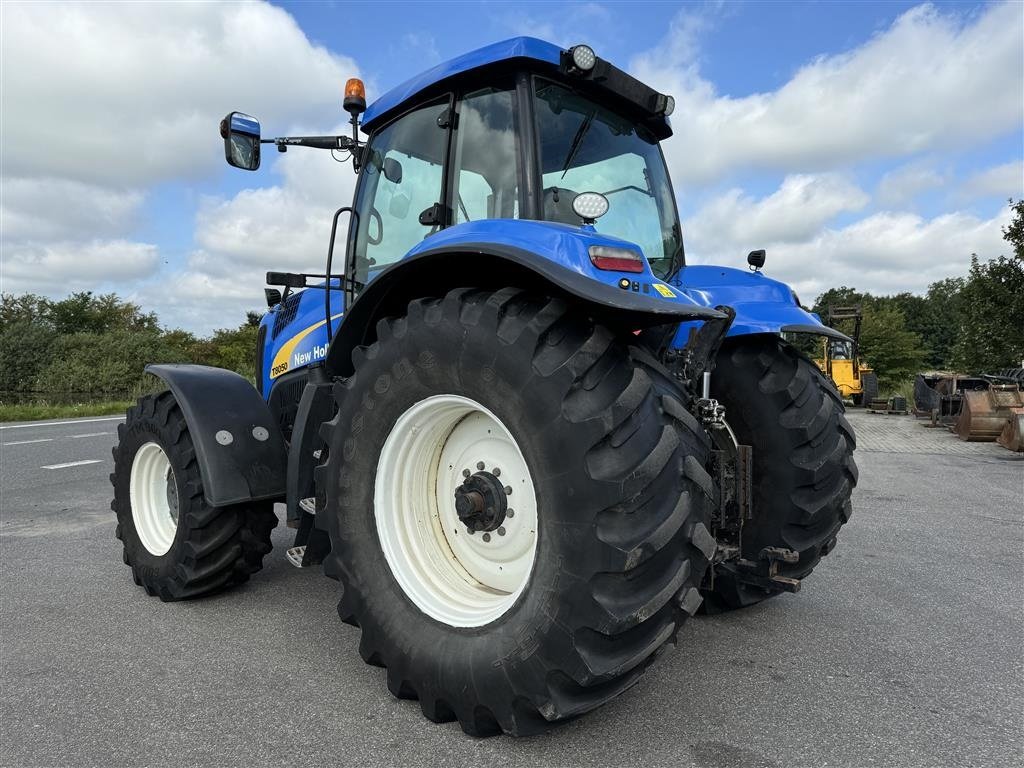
[111,39,856,736]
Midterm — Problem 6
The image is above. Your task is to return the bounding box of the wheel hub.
[129,441,178,556]
[373,394,539,627]
[453,470,507,532]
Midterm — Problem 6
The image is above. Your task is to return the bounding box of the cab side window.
[451,87,520,223]
[352,99,450,276]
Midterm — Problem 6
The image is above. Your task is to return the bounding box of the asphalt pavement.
[1,410,1021,767]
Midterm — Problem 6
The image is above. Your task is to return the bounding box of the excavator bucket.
[954,386,1024,442]
[997,407,1024,452]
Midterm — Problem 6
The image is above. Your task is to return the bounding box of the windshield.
[533,79,682,279]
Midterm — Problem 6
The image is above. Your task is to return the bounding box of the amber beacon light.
[344,78,367,116]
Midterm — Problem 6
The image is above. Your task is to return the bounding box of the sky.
[1,0,1021,333]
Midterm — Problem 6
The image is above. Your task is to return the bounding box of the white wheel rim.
[374,395,539,628]
[129,441,178,556]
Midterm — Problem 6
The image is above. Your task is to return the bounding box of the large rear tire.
[317,288,716,736]
[111,392,278,600]
[702,336,857,613]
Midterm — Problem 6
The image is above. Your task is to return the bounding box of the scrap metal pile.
[914,369,1024,452]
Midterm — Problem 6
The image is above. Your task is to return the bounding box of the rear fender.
[671,265,853,349]
[325,220,725,376]
[145,364,287,507]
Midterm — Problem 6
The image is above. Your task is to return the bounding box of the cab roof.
[361,37,561,131]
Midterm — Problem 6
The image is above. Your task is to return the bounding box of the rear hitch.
[731,547,802,594]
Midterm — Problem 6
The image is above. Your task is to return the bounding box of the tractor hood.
[671,265,853,343]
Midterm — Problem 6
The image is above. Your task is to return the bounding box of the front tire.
[702,336,857,612]
[317,288,716,736]
[111,392,278,600]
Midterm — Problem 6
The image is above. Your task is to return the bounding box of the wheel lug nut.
[467,527,475,535]
[493,467,501,476]
[462,468,470,478]
[507,509,514,518]
[497,526,506,536]
[476,461,485,470]
[482,533,491,543]
[504,486,512,495]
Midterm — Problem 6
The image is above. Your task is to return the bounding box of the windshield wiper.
[559,110,595,179]
[602,184,653,198]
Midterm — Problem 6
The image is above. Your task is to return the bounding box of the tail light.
[589,245,645,273]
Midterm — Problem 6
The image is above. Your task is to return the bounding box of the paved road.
[1,411,1021,767]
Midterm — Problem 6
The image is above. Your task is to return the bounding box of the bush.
[0,320,57,393]
[33,330,179,395]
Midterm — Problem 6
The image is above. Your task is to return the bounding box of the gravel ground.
[1,410,1021,767]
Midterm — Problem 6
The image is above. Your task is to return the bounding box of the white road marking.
[41,460,104,470]
[70,432,113,439]
[0,415,124,431]
[3,438,55,446]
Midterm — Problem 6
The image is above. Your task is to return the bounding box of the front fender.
[671,265,852,347]
[325,220,725,376]
[145,364,287,507]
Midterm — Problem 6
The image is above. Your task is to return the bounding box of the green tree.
[858,305,926,388]
[919,277,965,369]
[45,292,159,335]
[0,293,48,325]
[1003,198,1024,260]
[950,254,1024,371]
[812,286,867,317]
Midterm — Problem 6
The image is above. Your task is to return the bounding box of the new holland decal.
[269,313,343,379]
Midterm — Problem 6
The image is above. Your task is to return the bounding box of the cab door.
[348,97,453,292]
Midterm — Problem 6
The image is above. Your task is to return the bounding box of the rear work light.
[589,245,645,273]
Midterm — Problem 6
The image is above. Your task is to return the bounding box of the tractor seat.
[543,186,581,226]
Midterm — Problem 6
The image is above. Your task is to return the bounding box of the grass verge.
[0,400,132,423]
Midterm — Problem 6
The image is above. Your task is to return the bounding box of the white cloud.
[195,138,358,269]
[958,161,1024,202]
[684,174,869,251]
[683,179,1011,299]
[0,1,362,330]
[876,163,947,207]
[1,178,144,241]
[1,239,160,293]
[635,3,1024,184]
[131,140,360,330]
[1,1,359,186]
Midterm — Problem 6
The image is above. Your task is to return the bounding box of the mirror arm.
[262,135,364,152]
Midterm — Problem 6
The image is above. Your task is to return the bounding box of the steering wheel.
[367,207,384,246]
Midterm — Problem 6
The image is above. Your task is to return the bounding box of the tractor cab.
[346,39,682,290]
[222,38,682,297]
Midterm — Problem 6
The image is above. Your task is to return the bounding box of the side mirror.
[220,111,261,171]
[383,157,403,184]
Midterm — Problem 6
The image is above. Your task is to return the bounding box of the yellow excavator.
[815,306,878,406]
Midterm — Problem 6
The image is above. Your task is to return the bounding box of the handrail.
[324,206,358,342]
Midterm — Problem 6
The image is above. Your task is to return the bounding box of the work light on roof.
[572,192,609,224]
[570,44,596,71]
